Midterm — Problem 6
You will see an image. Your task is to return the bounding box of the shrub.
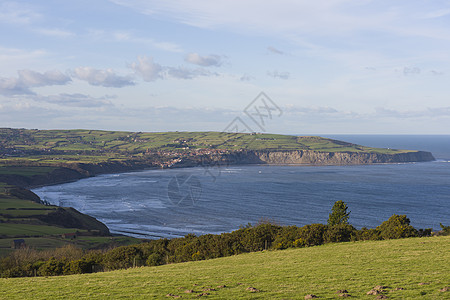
[376,214,418,239]
[146,253,163,266]
[439,223,450,236]
[103,246,143,270]
[417,228,432,237]
[64,259,93,275]
[324,224,357,243]
[240,223,281,252]
[297,224,327,246]
[355,227,381,241]
[38,258,66,276]
[1,266,30,278]
[166,234,201,263]
[272,226,301,250]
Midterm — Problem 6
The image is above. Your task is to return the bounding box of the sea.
[32,135,450,239]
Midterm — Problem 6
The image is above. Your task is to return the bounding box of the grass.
[0,236,140,256]
[0,162,131,251]
[0,194,63,238]
[0,237,69,252]
[0,166,56,177]
[0,128,417,156]
[0,224,82,236]
[0,197,49,210]
[0,209,55,217]
[0,236,448,299]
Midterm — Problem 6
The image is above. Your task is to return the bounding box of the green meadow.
[0,236,448,299]
[0,128,414,156]
[0,186,140,255]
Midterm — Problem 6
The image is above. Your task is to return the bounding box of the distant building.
[62,233,77,239]
[12,239,26,249]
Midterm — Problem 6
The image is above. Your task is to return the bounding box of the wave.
[433,159,450,163]
[33,163,450,236]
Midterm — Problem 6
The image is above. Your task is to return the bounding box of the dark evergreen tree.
[327,200,350,226]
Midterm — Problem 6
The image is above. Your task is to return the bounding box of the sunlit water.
[33,135,450,238]
[33,159,450,239]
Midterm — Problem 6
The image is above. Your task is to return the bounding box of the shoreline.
[28,150,439,188]
[28,158,436,190]
[1,148,435,239]
[31,159,447,239]
[30,159,440,238]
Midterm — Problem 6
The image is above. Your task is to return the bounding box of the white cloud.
[0,47,48,71]
[0,69,71,95]
[72,67,134,87]
[167,66,217,79]
[96,30,183,52]
[0,77,31,95]
[421,9,450,19]
[106,1,386,34]
[402,67,421,76]
[34,93,114,108]
[35,28,74,38]
[152,41,183,53]
[129,56,218,81]
[110,0,450,46]
[240,74,253,81]
[0,1,41,25]
[129,56,163,82]
[185,53,222,67]
[267,70,290,79]
[18,69,71,87]
[374,107,450,119]
[285,106,339,115]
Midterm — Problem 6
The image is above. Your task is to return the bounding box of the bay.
[33,135,450,239]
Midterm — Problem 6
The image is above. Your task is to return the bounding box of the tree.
[376,214,418,239]
[327,200,350,226]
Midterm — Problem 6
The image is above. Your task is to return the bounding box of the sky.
[1,0,450,134]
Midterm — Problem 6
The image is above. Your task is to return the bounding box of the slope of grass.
[0,236,448,299]
[0,224,82,236]
[0,128,415,155]
[0,166,56,176]
[0,236,139,257]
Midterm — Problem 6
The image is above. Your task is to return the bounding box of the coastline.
[1,149,435,238]
[25,149,435,190]
[31,158,449,239]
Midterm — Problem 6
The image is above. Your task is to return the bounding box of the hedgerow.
[0,213,434,278]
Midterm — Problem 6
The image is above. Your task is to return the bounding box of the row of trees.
[0,201,439,278]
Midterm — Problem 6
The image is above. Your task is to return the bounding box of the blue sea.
[33,135,450,239]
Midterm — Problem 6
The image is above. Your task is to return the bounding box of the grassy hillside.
[0,179,139,255]
[0,128,414,159]
[0,236,448,299]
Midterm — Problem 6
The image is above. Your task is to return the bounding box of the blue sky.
[1,0,450,134]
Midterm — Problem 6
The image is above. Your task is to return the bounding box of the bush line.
[1,214,447,278]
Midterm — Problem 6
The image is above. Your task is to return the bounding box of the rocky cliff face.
[222,150,435,165]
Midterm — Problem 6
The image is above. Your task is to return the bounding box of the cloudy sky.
[1,0,450,134]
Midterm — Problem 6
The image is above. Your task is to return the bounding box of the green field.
[0,187,124,253]
[0,224,82,237]
[0,236,140,257]
[0,166,56,176]
[0,128,414,156]
[0,236,448,299]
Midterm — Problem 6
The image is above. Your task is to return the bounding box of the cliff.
[212,149,435,165]
[1,150,434,189]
